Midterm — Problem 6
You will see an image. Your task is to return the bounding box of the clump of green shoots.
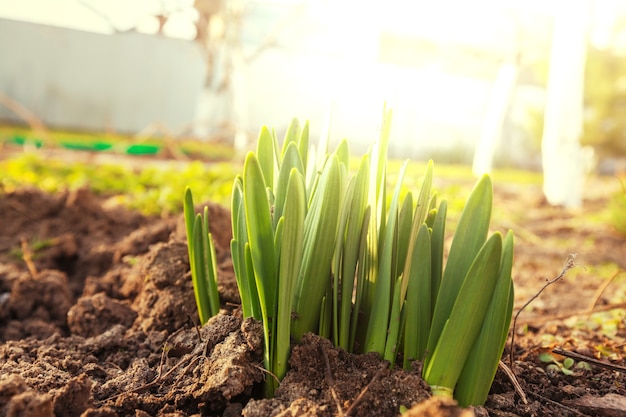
[183,193,221,325]
[184,108,514,406]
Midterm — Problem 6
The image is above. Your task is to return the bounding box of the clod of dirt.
[4,386,54,417]
[243,333,431,417]
[402,396,477,417]
[3,269,73,340]
[67,293,137,337]
[52,373,93,417]
[94,315,264,416]
[131,240,198,334]
[0,374,54,417]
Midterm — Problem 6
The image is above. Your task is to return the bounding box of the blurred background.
[1,0,626,207]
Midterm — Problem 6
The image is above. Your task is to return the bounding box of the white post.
[541,2,588,208]
[472,61,519,176]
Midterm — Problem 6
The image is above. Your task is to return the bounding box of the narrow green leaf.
[183,187,196,258]
[273,217,284,275]
[206,233,220,316]
[350,205,371,353]
[244,242,262,320]
[403,223,432,368]
[231,177,260,319]
[335,139,350,169]
[274,143,304,225]
[256,127,275,189]
[201,206,220,317]
[243,152,277,374]
[333,177,356,346]
[427,174,492,358]
[399,160,433,303]
[231,177,243,242]
[336,155,370,349]
[191,215,212,324]
[395,192,414,282]
[423,233,503,395]
[274,168,305,383]
[183,188,200,317]
[291,155,341,340]
[281,118,301,158]
[383,276,404,365]
[299,120,309,174]
[430,200,447,309]
[454,231,515,406]
[318,293,331,339]
[363,160,408,355]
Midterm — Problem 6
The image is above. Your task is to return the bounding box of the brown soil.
[0,179,625,417]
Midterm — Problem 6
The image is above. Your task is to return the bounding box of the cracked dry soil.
[0,186,625,417]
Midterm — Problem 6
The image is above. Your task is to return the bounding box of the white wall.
[0,18,206,134]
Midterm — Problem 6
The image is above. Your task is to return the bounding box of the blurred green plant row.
[0,153,236,215]
[3,136,624,240]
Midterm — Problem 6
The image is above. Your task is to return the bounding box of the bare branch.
[509,253,578,369]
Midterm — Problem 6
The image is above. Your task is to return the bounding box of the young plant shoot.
[184,111,514,404]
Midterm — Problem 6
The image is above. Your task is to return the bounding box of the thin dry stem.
[498,360,527,404]
[320,345,345,417]
[509,253,578,369]
[344,363,387,417]
[20,238,38,277]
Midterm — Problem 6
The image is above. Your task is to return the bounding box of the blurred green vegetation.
[1,130,623,241]
[583,24,626,157]
[610,176,626,235]
[526,17,626,157]
[0,147,542,225]
[0,152,238,216]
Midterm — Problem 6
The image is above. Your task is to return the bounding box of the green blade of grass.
[350,205,371,353]
[273,168,306,384]
[191,214,212,324]
[291,155,342,340]
[430,200,447,310]
[281,118,301,158]
[244,242,262,320]
[335,139,350,170]
[383,275,404,365]
[395,192,414,284]
[257,127,275,190]
[201,206,220,317]
[274,143,305,229]
[454,230,514,406]
[363,160,408,355]
[333,177,355,347]
[231,178,254,319]
[399,161,433,304]
[403,223,432,367]
[423,232,503,397]
[339,155,370,350]
[243,151,278,377]
[299,120,309,173]
[426,174,492,360]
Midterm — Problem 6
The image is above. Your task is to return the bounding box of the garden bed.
[0,177,624,416]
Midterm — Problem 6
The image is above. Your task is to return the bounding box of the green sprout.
[539,352,591,375]
[183,191,221,325]
[184,109,514,405]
